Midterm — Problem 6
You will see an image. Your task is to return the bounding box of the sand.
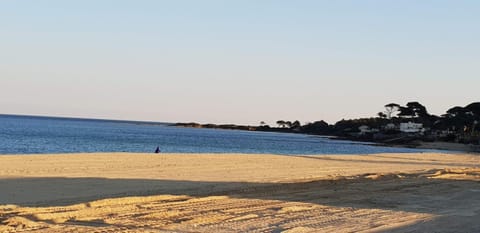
[1,152,480,232]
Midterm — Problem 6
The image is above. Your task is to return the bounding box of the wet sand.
[1,152,480,232]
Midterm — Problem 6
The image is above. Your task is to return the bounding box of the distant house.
[358,125,379,135]
[399,122,424,133]
[384,123,397,131]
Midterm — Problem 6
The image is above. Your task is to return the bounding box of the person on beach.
[155,146,160,153]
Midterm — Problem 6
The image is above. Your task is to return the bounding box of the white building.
[399,122,424,133]
[384,123,397,130]
[358,125,379,135]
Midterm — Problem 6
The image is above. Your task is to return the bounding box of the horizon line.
[0,113,173,126]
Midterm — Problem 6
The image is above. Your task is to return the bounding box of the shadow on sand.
[291,154,477,167]
[1,171,480,232]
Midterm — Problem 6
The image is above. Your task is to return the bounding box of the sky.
[1,1,479,125]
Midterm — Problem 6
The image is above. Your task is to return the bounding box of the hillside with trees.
[176,102,480,148]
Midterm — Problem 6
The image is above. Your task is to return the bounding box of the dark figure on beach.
[155,146,160,153]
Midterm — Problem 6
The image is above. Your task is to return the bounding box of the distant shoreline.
[174,122,480,153]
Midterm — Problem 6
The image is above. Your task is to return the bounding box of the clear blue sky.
[1,1,479,125]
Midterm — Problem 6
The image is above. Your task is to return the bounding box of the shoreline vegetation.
[175,101,480,153]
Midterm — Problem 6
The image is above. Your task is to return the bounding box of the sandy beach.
[1,152,480,232]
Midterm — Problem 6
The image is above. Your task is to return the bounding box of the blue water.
[0,115,437,155]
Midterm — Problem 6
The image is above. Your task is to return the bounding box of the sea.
[0,114,439,155]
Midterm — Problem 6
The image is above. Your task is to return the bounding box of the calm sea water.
[0,115,437,155]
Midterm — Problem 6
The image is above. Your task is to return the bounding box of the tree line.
[263,101,480,144]
[176,101,480,145]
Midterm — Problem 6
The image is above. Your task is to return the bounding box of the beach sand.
[1,152,480,232]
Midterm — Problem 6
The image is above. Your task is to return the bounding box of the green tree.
[291,120,301,129]
[398,106,415,118]
[465,102,480,116]
[285,121,292,128]
[384,103,400,119]
[406,101,429,118]
[276,120,286,128]
[377,112,387,118]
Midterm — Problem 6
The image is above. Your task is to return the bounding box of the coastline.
[1,152,480,232]
[174,123,480,154]
[411,141,480,153]
[372,140,480,154]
